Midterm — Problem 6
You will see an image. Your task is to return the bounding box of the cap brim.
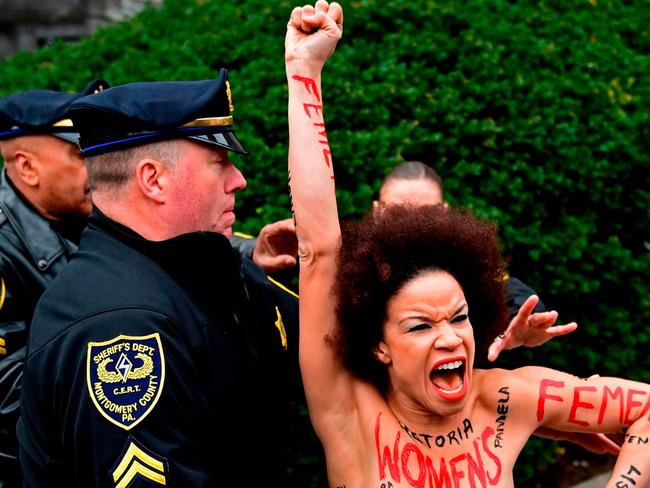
[0,129,79,143]
[52,132,79,144]
[186,131,247,155]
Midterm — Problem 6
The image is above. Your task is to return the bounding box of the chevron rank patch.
[87,333,165,430]
[111,436,167,488]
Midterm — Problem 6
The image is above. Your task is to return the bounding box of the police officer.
[0,79,107,487]
[17,71,300,487]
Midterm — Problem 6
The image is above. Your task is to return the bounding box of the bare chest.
[326,381,528,488]
[365,413,513,488]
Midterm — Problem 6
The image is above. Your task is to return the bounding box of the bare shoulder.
[476,366,564,387]
[474,366,554,408]
[474,368,523,392]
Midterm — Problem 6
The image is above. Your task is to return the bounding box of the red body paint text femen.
[291,75,334,177]
[537,379,650,426]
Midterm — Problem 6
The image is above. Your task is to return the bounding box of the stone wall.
[0,0,162,57]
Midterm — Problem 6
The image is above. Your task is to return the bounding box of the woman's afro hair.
[333,204,508,391]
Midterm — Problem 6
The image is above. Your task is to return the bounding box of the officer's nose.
[225,162,247,194]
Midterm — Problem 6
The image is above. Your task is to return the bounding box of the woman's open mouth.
[429,358,467,401]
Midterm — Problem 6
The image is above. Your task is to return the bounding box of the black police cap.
[66,69,248,157]
[0,79,109,144]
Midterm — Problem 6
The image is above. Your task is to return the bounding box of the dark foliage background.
[1,0,648,485]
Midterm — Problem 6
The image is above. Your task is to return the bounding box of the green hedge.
[1,0,648,485]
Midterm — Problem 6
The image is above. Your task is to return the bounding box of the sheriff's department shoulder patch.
[86,333,165,430]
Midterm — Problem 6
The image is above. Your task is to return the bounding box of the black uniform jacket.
[504,276,546,320]
[17,208,298,487]
[0,171,77,463]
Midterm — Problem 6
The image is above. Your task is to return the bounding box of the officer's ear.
[135,158,169,204]
[11,148,41,188]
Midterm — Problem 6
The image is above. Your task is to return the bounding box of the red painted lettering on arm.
[313,123,330,147]
[599,386,625,424]
[303,103,323,118]
[568,386,597,427]
[537,379,565,422]
[624,389,648,425]
[290,75,335,178]
[639,395,650,420]
[291,75,321,102]
[323,148,333,168]
[313,122,328,138]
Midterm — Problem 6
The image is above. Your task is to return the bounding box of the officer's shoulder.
[28,303,176,357]
[241,259,298,300]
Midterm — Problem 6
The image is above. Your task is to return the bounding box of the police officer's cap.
[0,79,109,144]
[67,69,247,157]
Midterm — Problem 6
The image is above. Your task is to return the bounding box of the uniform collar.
[0,170,72,270]
[87,206,243,309]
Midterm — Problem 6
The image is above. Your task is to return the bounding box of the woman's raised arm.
[286,1,342,261]
[285,2,354,434]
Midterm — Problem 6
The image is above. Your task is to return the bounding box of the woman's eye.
[408,323,430,332]
[451,314,468,324]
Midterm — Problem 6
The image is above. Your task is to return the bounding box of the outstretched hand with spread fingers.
[487,294,578,362]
